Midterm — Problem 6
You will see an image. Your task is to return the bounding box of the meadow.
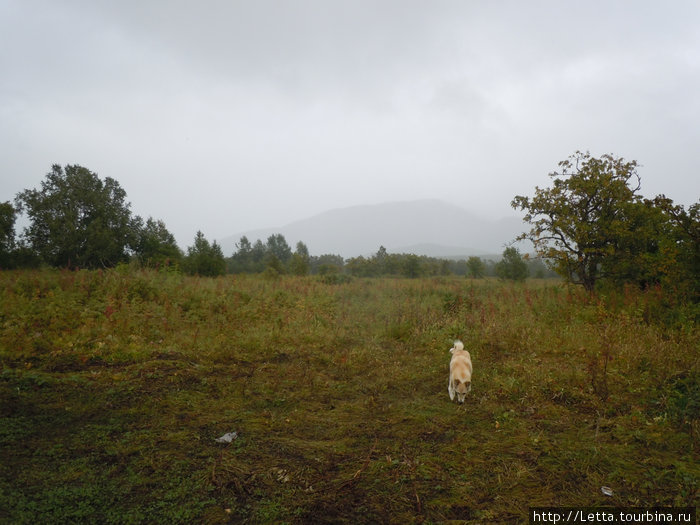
[0,269,697,523]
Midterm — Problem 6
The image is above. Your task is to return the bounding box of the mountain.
[217,199,526,258]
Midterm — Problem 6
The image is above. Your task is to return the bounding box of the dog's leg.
[448,378,455,400]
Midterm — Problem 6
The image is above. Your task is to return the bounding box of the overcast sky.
[2,0,699,248]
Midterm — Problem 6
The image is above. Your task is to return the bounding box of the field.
[1,269,698,523]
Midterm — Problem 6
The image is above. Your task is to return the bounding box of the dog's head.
[452,378,471,403]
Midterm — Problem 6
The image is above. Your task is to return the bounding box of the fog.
[2,1,699,248]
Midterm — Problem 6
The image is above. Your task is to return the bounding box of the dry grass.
[0,269,697,523]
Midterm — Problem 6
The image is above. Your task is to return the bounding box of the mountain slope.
[218,199,525,258]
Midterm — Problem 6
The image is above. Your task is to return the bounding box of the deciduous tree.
[495,247,528,281]
[466,256,485,279]
[15,164,137,268]
[289,241,311,276]
[512,151,641,291]
[0,201,17,268]
[266,234,292,264]
[132,217,182,268]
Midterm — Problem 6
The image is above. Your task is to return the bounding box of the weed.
[0,270,697,522]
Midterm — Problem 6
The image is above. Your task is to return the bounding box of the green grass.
[0,269,698,523]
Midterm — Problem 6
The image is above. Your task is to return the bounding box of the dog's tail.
[453,340,464,351]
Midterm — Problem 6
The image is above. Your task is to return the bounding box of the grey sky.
[2,0,699,249]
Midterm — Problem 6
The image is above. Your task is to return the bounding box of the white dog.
[448,340,472,403]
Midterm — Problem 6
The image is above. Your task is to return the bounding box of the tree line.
[2,157,697,302]
[227,238,550,280]
[0,164,545,280]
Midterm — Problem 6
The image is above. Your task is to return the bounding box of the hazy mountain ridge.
[218,199,525,258]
